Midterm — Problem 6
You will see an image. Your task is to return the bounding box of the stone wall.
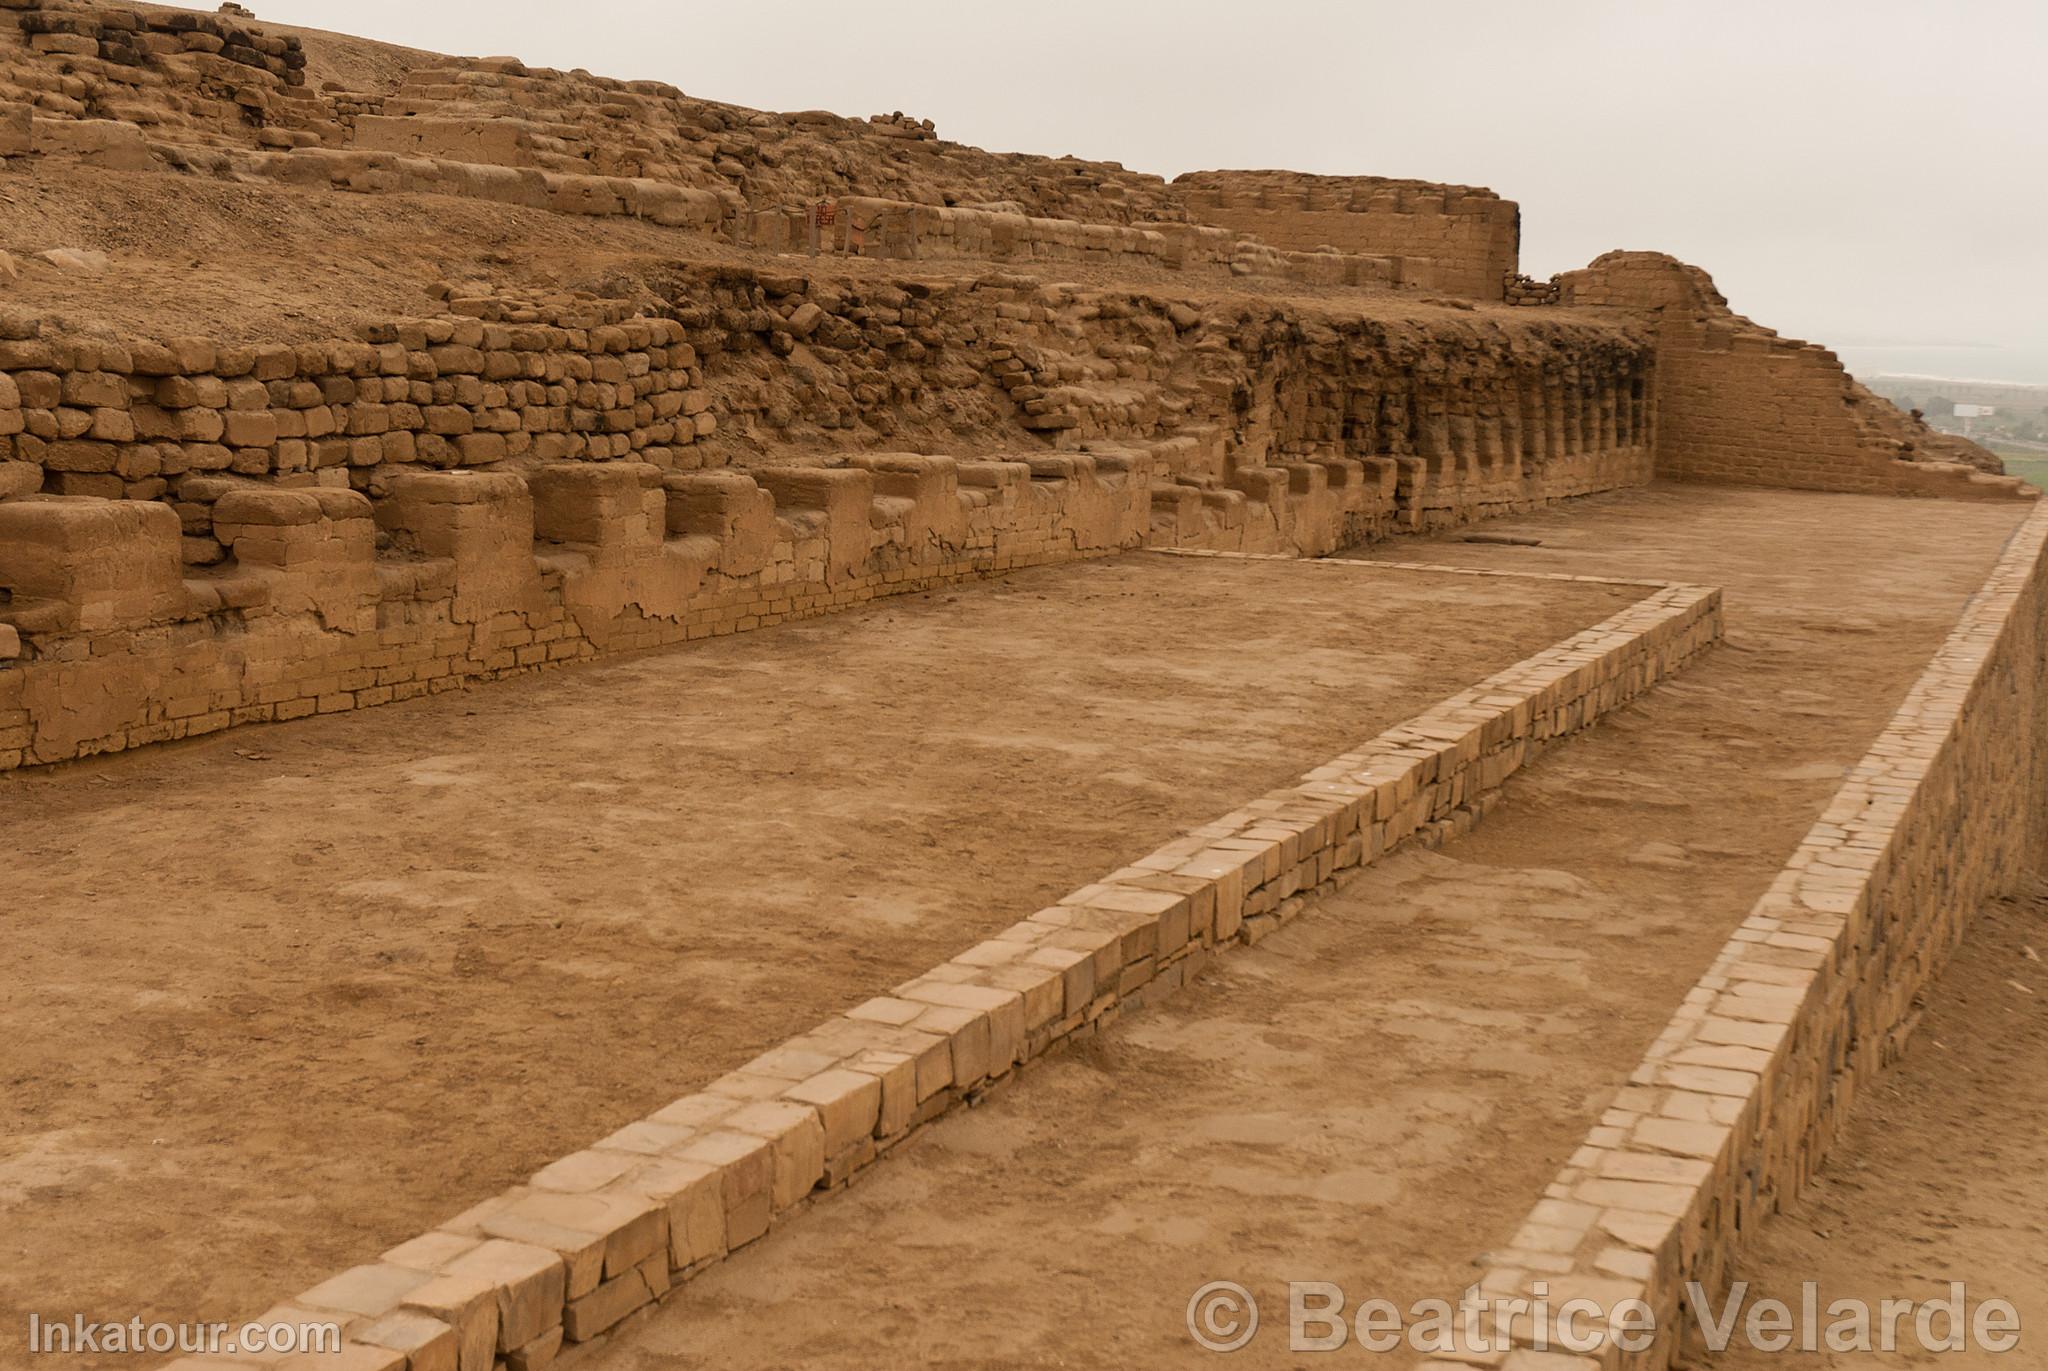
[1176,170,1523,301]
[1561,251,2034,501]
[650,264,1654,455]
[161,560,1720,1371]
[0,272,1667,769]
[1431,502,2048,1368]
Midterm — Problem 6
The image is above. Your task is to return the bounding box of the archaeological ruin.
[2,4,2043,1370]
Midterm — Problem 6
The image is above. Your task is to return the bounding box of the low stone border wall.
[1426,501,2048,1370]
[161,560,1721,1371]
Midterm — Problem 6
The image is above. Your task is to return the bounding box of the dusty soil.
[580,485,2029,1369]
[1705,885,2048,1370]
[0,553,1636,1365]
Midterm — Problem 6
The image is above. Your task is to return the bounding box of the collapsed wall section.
[1561,251,2034,501]
[654,266,1657,555]
[0,7,1524,305]
[1198,302,1654,541]
[739,197,1412,293]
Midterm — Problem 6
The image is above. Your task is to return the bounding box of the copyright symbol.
[1187,1280,1259,1353]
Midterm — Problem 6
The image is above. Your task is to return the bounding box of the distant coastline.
[1863,372,2048,387]
[1834,343,2048,388]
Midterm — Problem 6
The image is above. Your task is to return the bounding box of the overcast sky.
[261,0,2048,384]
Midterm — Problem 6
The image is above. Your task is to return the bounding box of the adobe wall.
[741,198,1407,291]
[0,298,722,538]
[653,264,1650,439]
[1561,251,2035,501]
[630,265,1660,553]
[1165,297,1657,548]
[0,279,1661,769]
[157,141,734,235]
[1176,170,1522,301]
[1437,501,2048,1368]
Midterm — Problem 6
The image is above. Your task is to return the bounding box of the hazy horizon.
[255,0,2047,385]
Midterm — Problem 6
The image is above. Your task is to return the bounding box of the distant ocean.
[1832,343,2048,388]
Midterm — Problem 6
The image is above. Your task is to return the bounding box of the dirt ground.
[579,485,2030,1369]
[1705,885,2048,1370]
[0,553,1636,1365]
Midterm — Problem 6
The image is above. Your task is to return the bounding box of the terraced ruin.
[2,4,2043,1370]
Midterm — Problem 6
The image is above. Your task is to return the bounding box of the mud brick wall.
[1562,251,2035,502]
[1436,503,2048,1370]
[0,278,1665,764]
[0,444,1152,769]
[1176,170,1522,301]
[741,197,1404,292]
[164,566,1719,1371]
[648,263,1657,503]
[0,3,1185,226]
[1140,427,1402,554]
[745,197,1240,274]
[357,59,1183,225]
